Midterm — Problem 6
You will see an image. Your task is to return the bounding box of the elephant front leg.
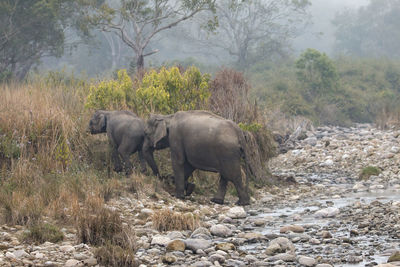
[211,177,228,204]
[142,140,160,178]
[171,157,185,200]
[138,150,147,174]
[111,147,123,173]
[118,148,133,176]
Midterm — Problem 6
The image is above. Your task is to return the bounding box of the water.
[241,173,400,267]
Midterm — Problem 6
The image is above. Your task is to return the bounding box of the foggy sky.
[293,0,369,55]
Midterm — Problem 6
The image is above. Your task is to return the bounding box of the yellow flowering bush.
[85,69,133,110]
[85,67,210,115]
[135,66,210,115]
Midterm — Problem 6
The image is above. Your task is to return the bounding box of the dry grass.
[0,79,136,229]
[152,209,199,232]
[76,195,137,266]
[375,107,400,129]
[22,222,64,244]
[209,68,258,124]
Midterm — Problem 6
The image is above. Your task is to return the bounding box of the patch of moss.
[359,166,381,180]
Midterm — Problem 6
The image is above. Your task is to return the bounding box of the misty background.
[39,0,370,76]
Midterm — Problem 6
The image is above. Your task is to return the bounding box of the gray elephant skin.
[143,110,260,205]
[88,110,156,175]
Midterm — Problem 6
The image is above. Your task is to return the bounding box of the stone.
[215,242,236,252]
[151,235,171,246]
[210,224,232,237]
[209,253,225,263]
[268,253,296,262]
[305,137,317,146]
[5,252,15,259]
[298,256,316,266]
[377,264,396,267]
[225,207,247,219]
[265,242,282,255]
[280,225,305,233]
[13,249,29,259]
[388,251,400,262]
[83,257,97,266]
[320,159,334,167]
[162,254,176,264]
[225,259,246,266]
[314,207,339,218]
[73,253,87,260]
[184,239,212,251]
[321,231,332,239]
[253,219,266,226]
[191,260,213,267]
[265,237,295,256]
[167,231,185,240]
[316,264,333,267]
[245,255,258,263]
[60,245,75,253]
[35,252,45,259]
[191,227,211,238]
[237,232,266,242]
[166,240,185,252]
[65,259,81,267]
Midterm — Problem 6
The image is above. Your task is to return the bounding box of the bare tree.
[191,0,311,68]
[83,0,216,71]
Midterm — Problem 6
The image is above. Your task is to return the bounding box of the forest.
[1,0,400,266]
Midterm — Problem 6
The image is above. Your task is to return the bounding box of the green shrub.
[135,66,210,115]
[359,166,381,180]
[85,67,211,116]
[238,122,262,132]
[22,223,64,244]
[85,69,134,110]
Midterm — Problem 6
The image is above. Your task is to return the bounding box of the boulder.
[225,207,247,219]
[265,237,295,256]
[184,238,212,251]
[166,240,185,252]
[210,224,232,237]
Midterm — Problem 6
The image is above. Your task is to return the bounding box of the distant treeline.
[249,51,400,126]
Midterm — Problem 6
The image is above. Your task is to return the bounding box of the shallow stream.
[242,173,400,266]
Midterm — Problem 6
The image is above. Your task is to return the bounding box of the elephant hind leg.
[211,176,228,204]
[220,161,250,206]
[184,163,195,196]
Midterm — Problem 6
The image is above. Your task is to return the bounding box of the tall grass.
[0,77,120,225]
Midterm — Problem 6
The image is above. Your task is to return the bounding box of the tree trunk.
[136,54,144,71]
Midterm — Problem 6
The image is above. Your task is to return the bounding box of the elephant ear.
[153,119,167,148]
[99,113,107,132]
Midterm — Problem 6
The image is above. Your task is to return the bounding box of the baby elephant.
[88,110,147,175]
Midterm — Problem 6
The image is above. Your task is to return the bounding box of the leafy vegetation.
[86,66,210,115]
[0,0,85,80]
[135,66,210,114]
[359,166,381,180]
[250,52,400,126]
[22,223,64,244]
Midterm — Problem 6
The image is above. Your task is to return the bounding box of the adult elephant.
[88,110,158,176]
[143,110,261,205]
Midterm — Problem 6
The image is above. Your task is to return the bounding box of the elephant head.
[144,114,170,149]
[88,110,108,134]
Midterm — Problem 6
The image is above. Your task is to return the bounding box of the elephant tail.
[238,129,263,188]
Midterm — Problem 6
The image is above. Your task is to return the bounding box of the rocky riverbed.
[0,124,400,266]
